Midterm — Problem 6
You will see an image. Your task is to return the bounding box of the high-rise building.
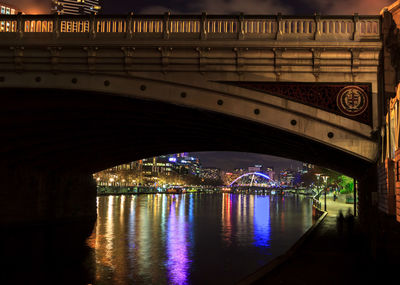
[0,0,51,14]
[264,166,275,181]
[0,0,101,14]
[0,2,18,14]
[201,167,221,181]
[279,169,295,187]
[52,0,101,15]
[248,164,262,173]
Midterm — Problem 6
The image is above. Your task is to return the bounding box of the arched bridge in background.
[229,172,277,187]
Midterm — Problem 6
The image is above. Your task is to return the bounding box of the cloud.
[304,0,393,15]
[188,0,292,14]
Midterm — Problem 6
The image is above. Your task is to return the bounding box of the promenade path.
[317,193,354,217]
[251,194,397,285]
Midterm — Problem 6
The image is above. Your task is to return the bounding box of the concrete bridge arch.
[0,71,376,178]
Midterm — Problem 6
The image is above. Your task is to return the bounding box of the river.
[87,193,313,284]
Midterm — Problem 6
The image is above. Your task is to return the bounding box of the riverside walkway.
[242,194,398,285]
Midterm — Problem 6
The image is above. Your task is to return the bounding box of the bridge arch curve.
[229,172,276,187]
[1,71,376,173]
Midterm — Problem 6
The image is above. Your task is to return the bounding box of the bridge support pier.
[0,164,96,284]
[358,164,400,264]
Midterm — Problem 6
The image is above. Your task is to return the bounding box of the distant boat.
[166,187,183,194]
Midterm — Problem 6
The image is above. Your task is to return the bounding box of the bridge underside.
[1,88,372,178]
[0,84,377,278]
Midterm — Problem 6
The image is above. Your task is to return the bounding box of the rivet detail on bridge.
[328,132,334,138]
[181,92,187,98]
[291,120,297,126]
[254,109,260,115]
[140,85,146,91]
[217,100,223,106]
[104,80,110,87]
[71,78,78,84]
[35,76,41,83]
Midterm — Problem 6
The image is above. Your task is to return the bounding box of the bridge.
[1,4,400,253]
[229,172,277,187]
[0,13,381,172]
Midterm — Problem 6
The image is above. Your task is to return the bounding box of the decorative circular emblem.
[336,86,368,116]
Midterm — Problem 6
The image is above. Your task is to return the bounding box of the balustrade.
[0,14,380,41]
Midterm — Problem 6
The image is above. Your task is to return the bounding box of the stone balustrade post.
[163,11,170,40]
[353,13,360,41]
[126,12,133,39]
[201,12,207,40]
[238,13,244,40]
[276,13,282,40]
[89,14,96,39]
[53,14,60,39]
[17,12,23,39]
[314,13,321,40]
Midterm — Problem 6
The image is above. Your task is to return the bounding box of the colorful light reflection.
[166,197,191,285]
[253,196,271,248]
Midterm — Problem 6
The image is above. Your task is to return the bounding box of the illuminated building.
[248,164,262,173]
[233,168,246,175]
[264,166,275,181]
[302,163,314,174]
[175,155,201,176]
[52,0,101,15]
[0,2,19,32]
[279,169,295,186]
[94,153,203,186]
[0,0,51,14]
[0,2,18,14]
[201,167,221,180]
[220,171,239,185]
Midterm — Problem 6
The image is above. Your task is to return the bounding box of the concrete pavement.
[245,193,398,285]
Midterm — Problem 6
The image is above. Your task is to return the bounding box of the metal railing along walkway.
[0,13,380,41]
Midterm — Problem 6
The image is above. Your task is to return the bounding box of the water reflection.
[88,193,312,284]
[166,196,191,284]
[253,195,271,247]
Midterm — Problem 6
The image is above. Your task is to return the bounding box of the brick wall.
[395,150,400,222]
[377,158,396,216]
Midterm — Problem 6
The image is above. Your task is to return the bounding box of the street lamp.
[322,175,329,211]
[315,173,321,195]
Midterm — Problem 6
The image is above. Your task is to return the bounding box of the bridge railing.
[0,14,380,41]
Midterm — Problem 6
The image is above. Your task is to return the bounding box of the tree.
[338,175,354,194]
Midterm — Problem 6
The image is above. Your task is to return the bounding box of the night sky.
[102,0,393,15]
[189,151,303,173]
[102,0,391,171]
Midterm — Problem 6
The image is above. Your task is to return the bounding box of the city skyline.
[190,151,302,173]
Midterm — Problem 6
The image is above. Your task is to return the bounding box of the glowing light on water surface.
[166,198,190,285]
[253,196,271,248]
